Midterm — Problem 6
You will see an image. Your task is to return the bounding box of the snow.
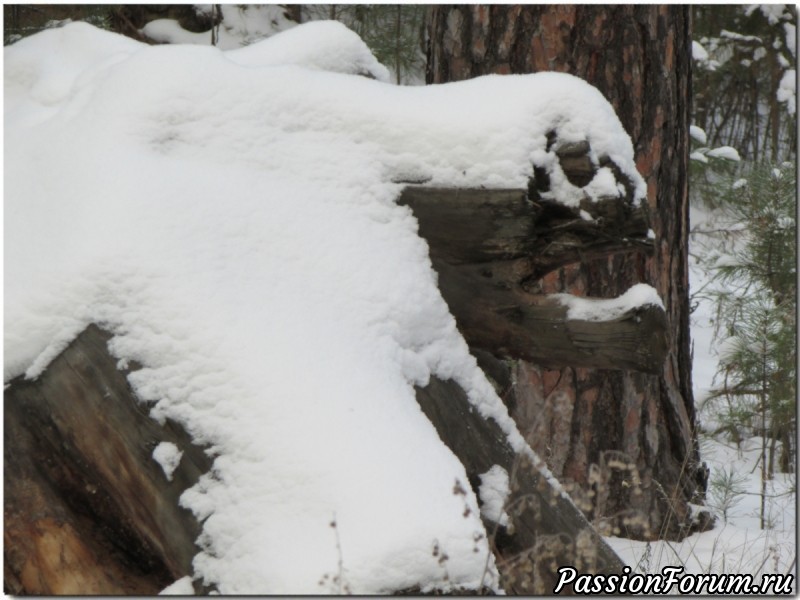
[141,19,389,81]
[777,69,796,116]
[687,197,752,406]
[478,466,511,527]
[785,23,796,57]
[153,441,183,482]
[692,40,709,62]
[706,145,741,161]
[692,40,721,71]
[140,15,391,81]
[717,336,741,365]
[614,197,797,592]
[4,21,645,594]
[583,166,623,200]
[142,5,296,50]
[757,4,787,26]
[690,150,709,164]
[721,29,762,44]
[225,21,390,81]
[605,437,795,593]
[733,178,748,190]
[159,576,195,595]
[554,283,664,322]
[689,125,707,145]
[714,254,742,268]
[141,19,213,46]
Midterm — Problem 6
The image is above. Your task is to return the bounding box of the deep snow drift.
[5,22,646,593]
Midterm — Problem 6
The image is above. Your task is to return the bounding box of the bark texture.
[427,5,708,541]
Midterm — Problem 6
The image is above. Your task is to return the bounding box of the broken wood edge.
[533,131,642,207]
[397,186,652,275]
[433,260,668,374]
[4,324,213,595]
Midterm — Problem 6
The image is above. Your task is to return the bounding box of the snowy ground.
[606,435,795,589]
[604,201,797,593]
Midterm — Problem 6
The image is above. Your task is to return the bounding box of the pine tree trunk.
[427,5,708,541]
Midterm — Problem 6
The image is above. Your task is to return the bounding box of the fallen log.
[6,184,653,594]
[3,325,626,596]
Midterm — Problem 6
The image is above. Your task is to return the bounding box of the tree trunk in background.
[427,5,708,541]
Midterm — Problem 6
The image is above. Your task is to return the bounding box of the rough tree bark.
[427,5,709,541]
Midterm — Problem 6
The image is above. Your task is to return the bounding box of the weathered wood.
[399,186,651,280]
[435,261,666,373]
[415,377,625,594]
[4,325,211,595]
[554,141,594,187]
[399,186,664,373]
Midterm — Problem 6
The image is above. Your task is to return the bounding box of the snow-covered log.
[3,322,626,595]
[4,326,626,595]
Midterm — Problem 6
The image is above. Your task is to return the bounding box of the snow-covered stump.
[426,4,710,545]
[5,20,679,594]
[4,326,210,595]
